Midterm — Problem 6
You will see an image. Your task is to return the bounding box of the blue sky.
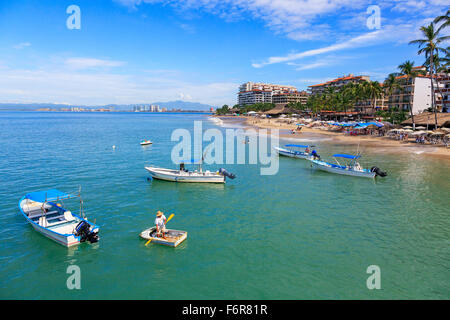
[0,0,448,106]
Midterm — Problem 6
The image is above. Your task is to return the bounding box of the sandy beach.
[216,115,450,160]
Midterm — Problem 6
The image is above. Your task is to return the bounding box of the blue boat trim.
[333,154,361,160]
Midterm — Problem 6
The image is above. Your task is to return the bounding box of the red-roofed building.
[308,74,371,95]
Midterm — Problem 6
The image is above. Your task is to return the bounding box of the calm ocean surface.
[0,112,449,299]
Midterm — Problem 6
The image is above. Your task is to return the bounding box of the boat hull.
[140,227,187,247]
[273,147,311,159]
[310,160,376,178]
[145,166,225,183]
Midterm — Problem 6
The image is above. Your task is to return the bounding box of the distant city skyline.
[0,0,448,106]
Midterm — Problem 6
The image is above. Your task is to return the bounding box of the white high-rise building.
[237,82,298,106]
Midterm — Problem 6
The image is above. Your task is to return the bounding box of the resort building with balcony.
[237,82,298,106]
[308,74,371,95]
[387,75,432,115]
[435,72,450,113]
[272,90,309,106]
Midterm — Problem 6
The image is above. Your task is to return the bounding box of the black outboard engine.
[75,221,99,243]
[370,166,387,177]
[218,168,236,180]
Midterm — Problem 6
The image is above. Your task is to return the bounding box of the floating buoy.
[112,145,116,149]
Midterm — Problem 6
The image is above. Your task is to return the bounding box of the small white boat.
[140,227,187,247]
[145,160,235,183]
[273,144,315,159]
[309,154,387,179]
[18,189,100,247]
[140,140,153,145]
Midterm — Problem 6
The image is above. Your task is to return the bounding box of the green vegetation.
[215,103,274,115]
[215,104,230,115]
[375,107,408,125]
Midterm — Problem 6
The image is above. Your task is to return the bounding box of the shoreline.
[215,115,450,160]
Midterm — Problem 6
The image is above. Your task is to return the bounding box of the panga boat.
[19,189,100,247]
[273,144,316,159]
[140,227,187,247]
[145,159,236,183]
[309,154,387,178]
[140,140,153,145]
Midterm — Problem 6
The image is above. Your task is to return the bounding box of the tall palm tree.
[409,23,450,127]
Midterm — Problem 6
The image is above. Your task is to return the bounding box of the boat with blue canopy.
[309,153,387,178]
[273,144,317,160]
[18,189,100,247]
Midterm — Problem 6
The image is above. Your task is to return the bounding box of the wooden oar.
[145,214,174,246]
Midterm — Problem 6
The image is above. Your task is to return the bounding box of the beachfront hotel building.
[435,72,450,113]
[272,90,309,106]
[308,74,371,95]
[387,74,432,115]
[237,82,298,106]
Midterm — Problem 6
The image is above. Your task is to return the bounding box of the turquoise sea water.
[0,112,449,299]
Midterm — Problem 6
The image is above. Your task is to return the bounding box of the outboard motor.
[370,166,387,177]
[218,168,236,180]
[75,221,100,243]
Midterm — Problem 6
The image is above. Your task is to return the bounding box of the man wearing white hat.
[155,211,167,238]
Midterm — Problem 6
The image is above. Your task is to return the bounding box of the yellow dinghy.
[140,227,187,247]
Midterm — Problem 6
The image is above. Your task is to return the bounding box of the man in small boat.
[311,149,320,160]
[155,211,167,238]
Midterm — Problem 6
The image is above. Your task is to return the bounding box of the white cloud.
[64,57,126,69]
[252,30,383,68]
[0,60,238,106]
[13,42,31,49]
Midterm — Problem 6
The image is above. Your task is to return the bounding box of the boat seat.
[46,214,66,223]
[64,211,75,221]
[28,210,59,219]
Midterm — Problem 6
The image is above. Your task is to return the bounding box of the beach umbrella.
[415,126,426,130]
[403,129,413,133]
[411,131,426,136]
[403,126,413,129]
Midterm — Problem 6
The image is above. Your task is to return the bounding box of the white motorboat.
[140,140,153,145]
[273,144,315,159]
[309,154,387,179]
[18,189,100,247]
[145,160,235,183]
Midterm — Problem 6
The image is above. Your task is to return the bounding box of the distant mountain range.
[0,100,216,111]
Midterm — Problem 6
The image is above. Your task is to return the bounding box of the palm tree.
[434,9,450,33]
[409,23,450,127]
[383,73,401,97]
[362,81,383,117]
